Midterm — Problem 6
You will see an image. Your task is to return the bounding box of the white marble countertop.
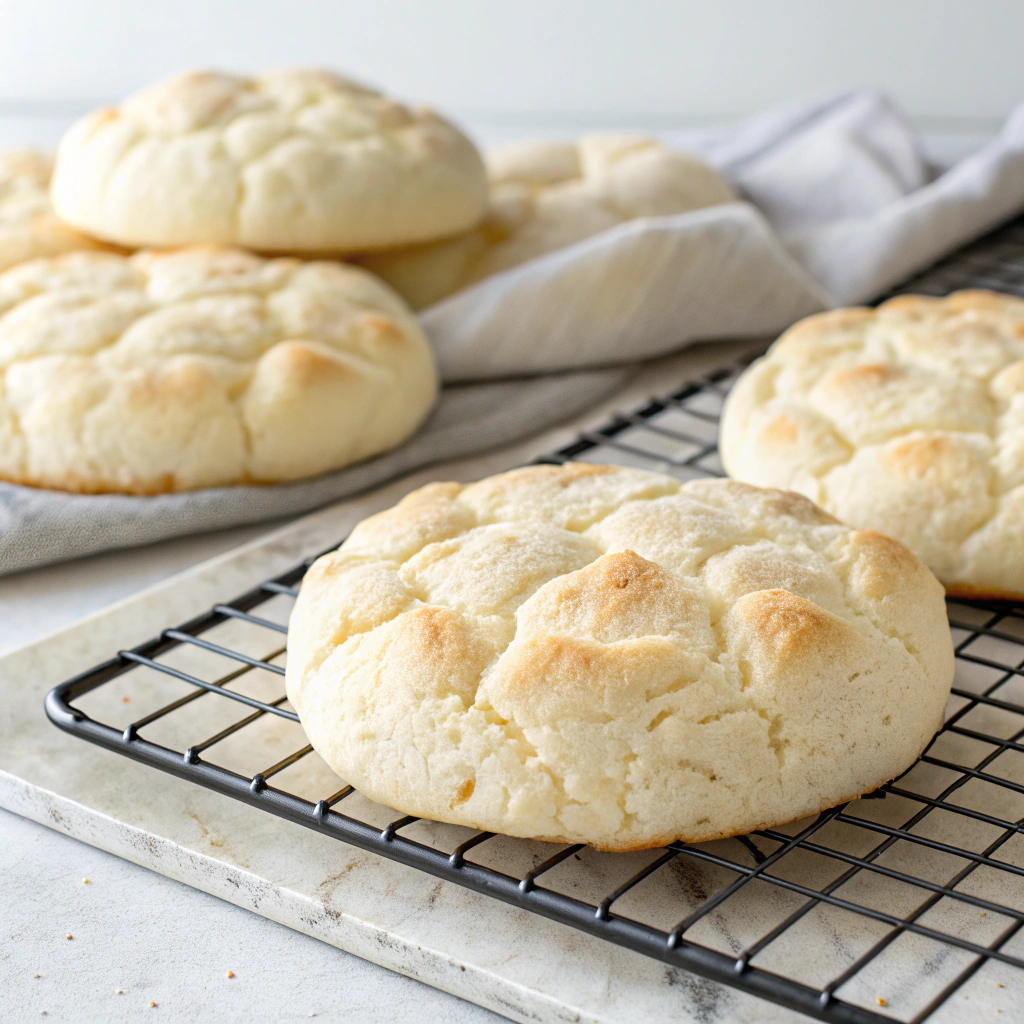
[0,523,499,1023]
[1,806,503,1024]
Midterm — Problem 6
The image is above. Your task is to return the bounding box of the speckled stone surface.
[1,807,507,1023]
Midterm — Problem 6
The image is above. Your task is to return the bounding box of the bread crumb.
[980,911,987,916]
[877,998,887,1006]
[33,974,40,979]
[65,934,72,940]
[117,989,123,994]
[82,878,89,884]
[226,971,234,978]
[998,983,1004,987]
[122,696,131,703]
[149,1001,157,1008]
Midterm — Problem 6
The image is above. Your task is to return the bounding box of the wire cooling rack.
[45,212,1024,1024]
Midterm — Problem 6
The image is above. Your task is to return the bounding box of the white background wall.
[0,0,1021,149]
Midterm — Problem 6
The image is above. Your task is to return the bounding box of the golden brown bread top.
[359,133,736,309]
[286,464,953,850]
[50,69,488,252]
[0,148,107,272]
[0,246,437,492]
[720,290,1024,597]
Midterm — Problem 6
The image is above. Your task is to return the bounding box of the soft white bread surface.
[50,69,488,253]
[359,134,737,309]
[0,149,107,272]
[720,291,1024,599]
[0,247,437,494]
[286,463,952,851]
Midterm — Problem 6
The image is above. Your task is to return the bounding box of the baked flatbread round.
[286,463,952,851]
[0,149,106,272]
[50,69,488,254]
[0,247,437,494]
[721,291,1024,599]
[359,134,736,309]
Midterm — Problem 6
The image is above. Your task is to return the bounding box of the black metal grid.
[44,213,1024,1024]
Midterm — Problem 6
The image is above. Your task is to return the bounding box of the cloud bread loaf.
[0,247,437,493]
[286,463,953,851]
[50,69,488,253]
[359,134,736,309]
[720,291,1024,598]
[0,149,107,272]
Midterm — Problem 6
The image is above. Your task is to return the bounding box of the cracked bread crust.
[0,149,107,272]
[285,464,953,851]
[0,246,437,493]
[359,133,736,309]
[720,291,1024,598]
[50,69,488,253]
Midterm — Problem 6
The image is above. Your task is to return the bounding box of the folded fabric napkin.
[426,88,1024,379]
[6,88,1024,574]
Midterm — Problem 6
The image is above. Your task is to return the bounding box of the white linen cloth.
[426,89,1024,379]
[5,88,1024,573]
